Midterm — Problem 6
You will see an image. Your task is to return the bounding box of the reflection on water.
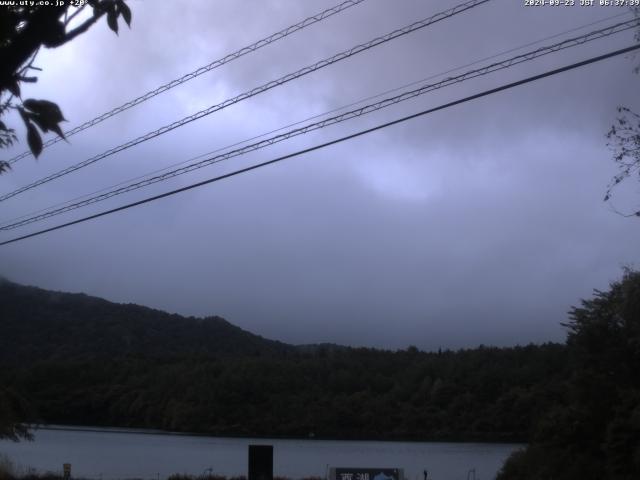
[0,427,522,480]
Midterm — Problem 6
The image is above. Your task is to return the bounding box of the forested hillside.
[0,278,569,442]
[3,271,638,479]
[0,279,292,363]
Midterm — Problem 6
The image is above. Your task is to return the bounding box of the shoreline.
[33,424,526,446]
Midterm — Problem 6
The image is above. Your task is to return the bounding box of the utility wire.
[1,43,638,247]
[1,18,636,232]
[0,0,490,203]
[2,9,630,229]
[6,0,368,165]
[1,7,632,232]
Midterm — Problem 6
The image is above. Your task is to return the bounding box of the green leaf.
[107,8,118,34]
[23,99,66,124]
[30,113,61,137]
[49,122,66,140]
[22,99,67,140]
[26,122,43,158]
[117,0,132,27]
[29,115,49,133]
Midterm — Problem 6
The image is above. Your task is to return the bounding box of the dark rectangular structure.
[248,444,273,480]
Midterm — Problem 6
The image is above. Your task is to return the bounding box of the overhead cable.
[1,43,638,247]
[5,8,628,229]
[6,0,368,165]
[0,0,491,203]
[1,18,636,231]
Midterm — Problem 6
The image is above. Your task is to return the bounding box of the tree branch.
[62,11,105,44]
[64,5,87,26]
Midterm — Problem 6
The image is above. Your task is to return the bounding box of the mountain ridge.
[0,277,572,442]
[0,279,293,364]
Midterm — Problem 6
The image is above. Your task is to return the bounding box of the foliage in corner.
[603,8,640,218]
[0,0,131,443]
[605,107,640,217]
[0,0,132,170]
[497,269,640,480]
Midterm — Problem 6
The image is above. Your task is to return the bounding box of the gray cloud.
[1,0,638,350]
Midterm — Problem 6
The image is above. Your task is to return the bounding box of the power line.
[2,17,636,231]
[3,17,636,229]
[0,0,490,203]
[1,43,637,247]
[5,0,368,166]
[3,10,629,229]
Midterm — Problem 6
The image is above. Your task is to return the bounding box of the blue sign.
[334,468,402,480]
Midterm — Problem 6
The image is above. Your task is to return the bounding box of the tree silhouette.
[0,0,131,174]
[603,8,640,218]
[0,0,131,440]
[498,269,640,480]
[605,107,640,217]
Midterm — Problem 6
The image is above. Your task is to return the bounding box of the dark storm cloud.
[0,0,638,350]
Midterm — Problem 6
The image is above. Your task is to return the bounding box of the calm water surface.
[0,427,521,480]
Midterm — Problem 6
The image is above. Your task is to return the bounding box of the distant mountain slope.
[0,278,571,442]
[0,279,292,364]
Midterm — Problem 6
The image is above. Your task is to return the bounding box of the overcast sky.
[0,0,639,350]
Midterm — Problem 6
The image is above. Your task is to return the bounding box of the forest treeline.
[497,269,640,480]
[1,271,639,479]
[0,278,566,441]
[4,344,568,441]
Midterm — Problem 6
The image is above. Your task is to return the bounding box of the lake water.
[0,427,521,480]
